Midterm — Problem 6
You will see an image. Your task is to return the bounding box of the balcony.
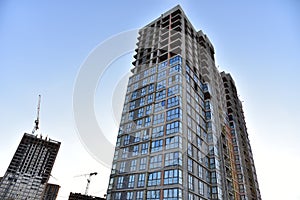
[170,38,182,50]
[171,13,181,22]
[203,83,211,99]
[170,32,182,42]
[201,64,209,75]
[170,46,181,57]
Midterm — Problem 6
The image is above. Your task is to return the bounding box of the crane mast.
[74,172,98,195]
[32,95,41,134]
[85,172,97,195]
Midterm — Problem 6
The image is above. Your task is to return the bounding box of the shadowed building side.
[0,133,60,199]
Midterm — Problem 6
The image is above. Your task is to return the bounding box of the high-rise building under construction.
[0,133,60,199]
[106,5,261,200]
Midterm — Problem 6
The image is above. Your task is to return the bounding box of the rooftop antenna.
[32,95,41,134]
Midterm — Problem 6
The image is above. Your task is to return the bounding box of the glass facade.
[106,5,261,200]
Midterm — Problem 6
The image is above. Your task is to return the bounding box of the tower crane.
[74,172,98,195]
[32,95,41,134]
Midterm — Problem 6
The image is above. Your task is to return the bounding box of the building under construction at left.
[0,133,60,199]
[0,95,61,199]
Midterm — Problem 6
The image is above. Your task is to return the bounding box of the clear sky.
[0,0,299,199]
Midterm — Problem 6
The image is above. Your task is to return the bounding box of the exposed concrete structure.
[0,133,60,199]
[42,183,60,200]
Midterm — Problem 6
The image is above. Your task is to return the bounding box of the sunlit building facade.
[106,5,261,200]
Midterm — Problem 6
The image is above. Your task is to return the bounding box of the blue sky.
[0,0,299,199]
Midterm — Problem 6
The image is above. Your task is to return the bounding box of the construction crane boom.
[32,95,41,134]
[74,172,98,195]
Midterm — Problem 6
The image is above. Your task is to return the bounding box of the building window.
[141,87,147,96]
[123,135,130,145]
[169,64,181,74]
[149,154,162,169]
[119,162,126,173]
[132,145,139,157]
[168,84,180,96]
[117,176,124,189]
[148,83,155,93]
[108,177,114,189]
[157,79,166,90]
[147,190,160,200]
[155,89,166,101]
[135,74,140,82]
[198,165,203,179]
[128,111,134,121]
[115,192,121,200]
[149,74,156,83]
[128,175,135,188]
[147,94,154,104]
[113,150,119,160]
[153,113,165,125]
[188,158,193,172]
[122,148,129,159]
[163,188,182,200]
[138,173,145,187]
[154,101,165,112]
[166,107,181,121]
[146,105,152,115]
[169,55,182,65]
[130,160,137,172]
[197,137,202,148]
[166,121,181,135]
[187,129,192,141]
[126,192,133,200]
[136,191,144,200]
[144,69,149,77]
[141,142,149,154]
[136,119,143,129]
[187,93,191,103]
[158,61,167,71]
[188,175,194,190]
[151,139,163,152]
[142,129,149,140]
[188,193,193,200]
[166,136,182,150]
[152,125,164,138]
[164,169,182,185]
[111,163,116,174]
[187,143,192,156]
[148,171,161,186]
[116,137,121,147]
[142,78,148,86]
[139,97,145,106]
[132,91,138,99]
[157,70,167,80]
[199,180,204,195]
[145,116,152,127]
[186,74,191,83]
[165,151,182,166]
[167,96,180,108]
[138,108,144,118]
[139,157,147,170]
[168,74,182,85]
[134,132,141,143]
